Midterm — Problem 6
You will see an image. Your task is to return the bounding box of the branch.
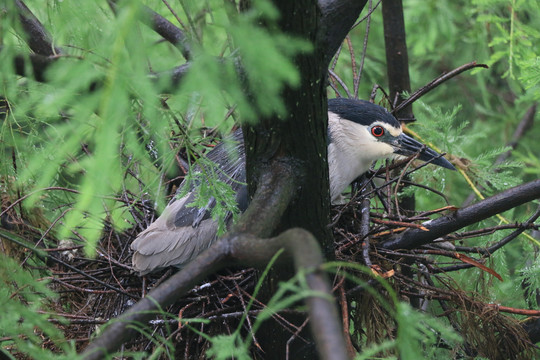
[14,0,60,56]
[9,1,191,84]
[82,158,348,360]
[429,205,540,276]
[393,61,489,117]
[381,179,540,250]
[380,0,420,219]
[82,231,347,360]
[140,6,191,60]
[319,0,368,63]
[107,0,191,60]
[81,234,228,360]
[381,0,411,117]
[232,160,297,238]
[81,160,297,359]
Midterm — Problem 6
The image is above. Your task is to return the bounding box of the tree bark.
[241,1,367,358]
[241,1,328,356]
[382,0,416,217]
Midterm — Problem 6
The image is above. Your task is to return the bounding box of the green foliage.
[519,258,540,305]
[395,302,462,360]
[0,0,306,253]
[180,159,242,235]
[206,335,252,360]
[0,1,308,356]
[0,254,78,359]
[1,0,539,358]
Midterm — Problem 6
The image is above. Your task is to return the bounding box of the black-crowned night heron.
[131,98,455,274]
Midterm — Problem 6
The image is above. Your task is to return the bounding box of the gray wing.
[131,129,247,275]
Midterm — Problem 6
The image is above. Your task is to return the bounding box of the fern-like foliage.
[0,254,78,359]
[0,0,307,252]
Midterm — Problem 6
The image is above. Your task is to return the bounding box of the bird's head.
[328,97,455,173]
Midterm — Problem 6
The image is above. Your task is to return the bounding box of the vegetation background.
[0,0,539,359]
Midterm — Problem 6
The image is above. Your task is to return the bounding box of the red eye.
[371,125,384,137]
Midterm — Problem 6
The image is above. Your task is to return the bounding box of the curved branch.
[232,159,298,238]
[81,235,229,360]
[81,159,297,359]
[108,0,191,60]
[82,159,347,360]
[319,0,368,63]
[233,229,349,360]
[381,179,540,250]
[82,227,347,360]
[141,6,190,59]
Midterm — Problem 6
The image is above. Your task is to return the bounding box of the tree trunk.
[241,1,367,357]
[382,0,416,216]
[242,1,329,357]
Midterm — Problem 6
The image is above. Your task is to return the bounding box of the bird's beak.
[393,133,455,170]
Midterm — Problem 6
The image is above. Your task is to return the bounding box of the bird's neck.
[327,115,375,204]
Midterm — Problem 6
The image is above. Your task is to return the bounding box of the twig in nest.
[410,205,458,220]
[371,227,408,238]
[337,277,357,358]
[371,218,429,231]
[359,178,372,267]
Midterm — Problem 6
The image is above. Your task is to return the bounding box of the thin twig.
[353,0,373,98]
[360,178,372,267]
[328,68,352,98]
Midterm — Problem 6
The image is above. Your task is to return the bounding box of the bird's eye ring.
[371,126,385,137]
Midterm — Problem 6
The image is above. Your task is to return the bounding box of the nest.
[1,165,537,360]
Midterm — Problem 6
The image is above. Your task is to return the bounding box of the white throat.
[327,113,395,204]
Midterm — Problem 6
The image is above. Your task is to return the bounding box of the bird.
[131,97,455,274]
